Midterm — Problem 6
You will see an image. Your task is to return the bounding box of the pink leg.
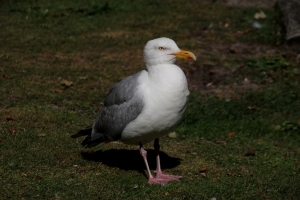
[140,146,169,185]
[154,139,182,181]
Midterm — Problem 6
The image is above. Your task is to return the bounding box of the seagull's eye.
[158,47,165,50]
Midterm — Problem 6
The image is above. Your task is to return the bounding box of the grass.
[1,0,299,199]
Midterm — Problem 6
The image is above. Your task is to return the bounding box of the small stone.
[168,132,177,138]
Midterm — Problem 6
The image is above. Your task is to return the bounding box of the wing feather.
[92,70,145,141]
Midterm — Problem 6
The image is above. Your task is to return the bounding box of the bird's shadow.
[81,149,182,177]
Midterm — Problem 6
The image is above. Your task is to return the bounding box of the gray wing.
[92,70,145,141]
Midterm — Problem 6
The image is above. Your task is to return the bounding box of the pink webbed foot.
[148,177,170,185]
[156,171,183,181]
[140,139,183,185]
[148,172,182,185]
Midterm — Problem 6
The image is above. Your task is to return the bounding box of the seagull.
[71,37,196,185]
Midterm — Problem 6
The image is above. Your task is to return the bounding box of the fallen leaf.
[6,115,14,121]
[245,150,256,156]
[274,142,281,148]
[248,106,259,110]
[188,86,194,92]
[200,172,206,177]
[206,81,214,87]
[227,172,241,177]
[237,29,251,35]
[276,40,281,46]
[54,89,63,93]
[272,125,281,131]
[240,166,249,173]
[254,11,267,19]
[199,168,208,173]
[228,132,235,137]
[216,140,226,144]
[36,175,43,179]
[38,134,46,137]
[243,78,250,84]
[61,79,73,87]
[252,21,262,29]
[10,128,16,134]
[215,92,223,98]
[244,28,251,34]
[48,104,60,110]
[227,172,234,176]
[3,74,9,79]
[228,47,237,54]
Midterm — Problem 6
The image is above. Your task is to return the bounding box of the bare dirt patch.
[182,41,293,98]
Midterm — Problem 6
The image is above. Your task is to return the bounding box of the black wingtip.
[71,127,92,138]
[81,135,91,146]
[81,133,110,148]
[70,134,79,138]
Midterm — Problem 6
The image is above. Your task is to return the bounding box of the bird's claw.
[156,173,182,181]
[148,173,182,185]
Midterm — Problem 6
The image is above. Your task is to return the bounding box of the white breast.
[120,64,189,145]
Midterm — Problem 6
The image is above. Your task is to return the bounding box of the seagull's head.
[143,37,196,67]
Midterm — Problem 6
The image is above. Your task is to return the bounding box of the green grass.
[1,0,299,199]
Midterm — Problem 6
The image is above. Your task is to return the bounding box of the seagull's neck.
[146,63,177,74]
[146,64,176,79]
[145,64,188,94]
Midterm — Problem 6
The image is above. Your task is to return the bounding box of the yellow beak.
[171,49,196,61]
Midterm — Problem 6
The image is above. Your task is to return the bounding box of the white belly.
[120,64,189,145]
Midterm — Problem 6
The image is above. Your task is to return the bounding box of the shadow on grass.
[81,149,182,177]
